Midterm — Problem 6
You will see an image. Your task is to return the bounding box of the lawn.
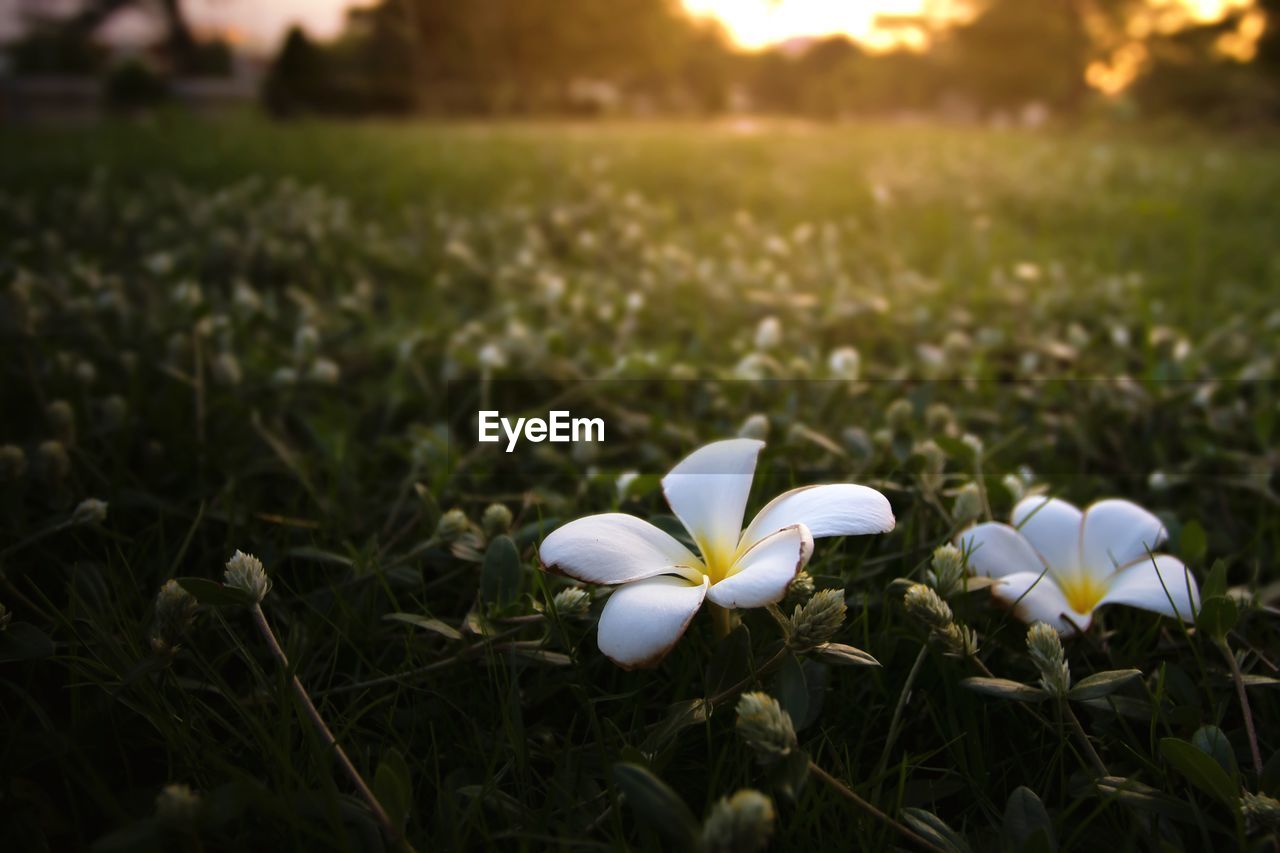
[0,116,1277,851]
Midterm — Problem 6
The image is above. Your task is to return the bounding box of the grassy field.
[0,117,1277,852]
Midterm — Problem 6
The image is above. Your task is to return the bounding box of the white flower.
[538,439,894,668]
[754,316,782,351]
[956,496,1200,636]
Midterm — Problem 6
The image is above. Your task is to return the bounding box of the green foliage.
[0,119,1275,851]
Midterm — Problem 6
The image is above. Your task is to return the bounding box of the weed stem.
[808,760,945,853]
[249,604,409,848]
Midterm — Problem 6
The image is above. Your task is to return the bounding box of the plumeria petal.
[737,484,894,556]
[707,524,813,609]
[662,438,763,565]
[597,575,708,669]
[1011,496,1083,581]
[990,570,1092,636]
[1099,554,1199,623]
[539,513,702,585]
[955,522,1047,579]
[1080,499,1168,576]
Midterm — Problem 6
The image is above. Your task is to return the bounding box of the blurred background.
[0,0,1277,126]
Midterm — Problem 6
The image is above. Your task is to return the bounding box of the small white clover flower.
[702,789,775,853]
[753,316,782,351]
[539,439,893,668]
[1027,621,1071,696]
[71,498,108,526]
[735,692,797,764]
[826,346,861,381]
[481,503,513,537]
[307,357,340,385]
[957,496,1200,636]
[737,413,771,441]
[224,550,270,603]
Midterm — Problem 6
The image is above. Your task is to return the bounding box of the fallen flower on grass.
[538,438,893,668]
[957,496,1200,636]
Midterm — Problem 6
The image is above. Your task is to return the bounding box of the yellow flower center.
[1059,573,1107,615]
[699,543,737,585]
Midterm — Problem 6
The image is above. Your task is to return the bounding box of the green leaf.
[1201,559,1228,602]
[1191,725,1238,779]
[773,654,827,731]
[814,642,879,667]
[961,677,1048,702]
[0,622,55,663]
[1196,595,1237,642]
[1179,520,1207,564]
[901,807,972,853]
[1160,737,1239,807]
[1067,669,1142,701]
[373,747,411,833]
[176,577,252,607]
[383,612,462,640]
[1094,776,1193,822]
[480,535,521,607]
[1003,786,1056,853]
[611,762,699,849]
[512,517,559,550]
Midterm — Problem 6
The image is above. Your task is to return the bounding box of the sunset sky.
[0,0,1255,52]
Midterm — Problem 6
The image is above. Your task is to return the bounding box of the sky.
[0,0,1256,52]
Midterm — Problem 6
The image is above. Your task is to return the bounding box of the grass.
[0,116,1277,852]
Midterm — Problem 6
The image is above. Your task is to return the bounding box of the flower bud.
[737,413,771,441]
[551,586,591,617]
[211,351,242,386]
[308,357,340,385]
[482,503,513,537]
[925,403,954,435]
[961,433,984,457]
[294,325,319,361]
[1001,473,1026,502]
[937,623,979,658]
[1242,791,1280,835]
[435,508,470,542]
[0,444,27,482]
[784,569,815,606]
[886,398,913,432]
[754,316,782,351]
[36,440,71,485]
[47,399,75,445]
[926,544,966,597]
[100,395,128,431]
[150,579,198,654]
[915,439,945,493]
[904,583,953,631]
[702,789,775,853]
[155,783,201,823]
[789,588,846,649]
[1026,621,1070,697]
[952,483,983,523]
[826,346,860,381]
[224,550,270,603]
[735,692,797,765]
[71,498,108,526]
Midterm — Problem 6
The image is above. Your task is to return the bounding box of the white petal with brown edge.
[597,575,709,669]
[737,483,894,557]
[707,523,813,609]
[539,513,702,585]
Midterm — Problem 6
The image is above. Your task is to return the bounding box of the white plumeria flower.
[956,496,1200,636]
[538,439,894,668]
